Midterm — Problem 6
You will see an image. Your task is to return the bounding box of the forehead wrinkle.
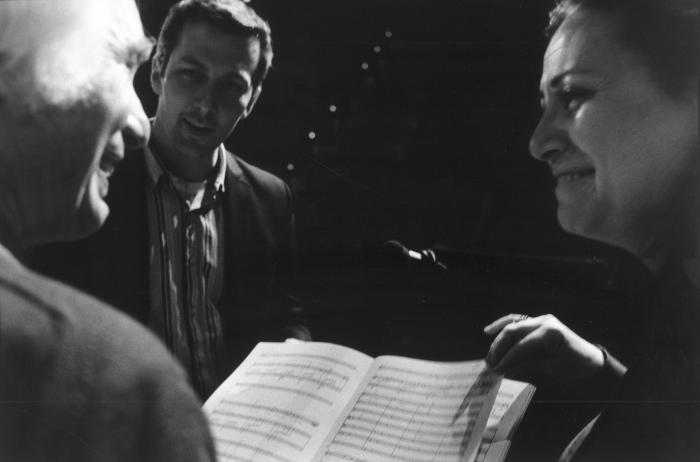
[545,14,646,103]
[542,13,617,90]
[541,35,565,89]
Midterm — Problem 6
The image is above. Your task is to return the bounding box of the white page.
[204,342,375,462]
[319,356,501,462]
[487,379,532,443]
[477,441,510,462]
[475,379,531,462]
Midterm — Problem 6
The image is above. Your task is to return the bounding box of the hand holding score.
[483,314,604,381]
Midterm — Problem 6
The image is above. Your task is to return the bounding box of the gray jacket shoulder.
[0,256,216,462]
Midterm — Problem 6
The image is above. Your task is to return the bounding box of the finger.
[490,327,549,374]
[485,319,538,368]
[483,313,529,335]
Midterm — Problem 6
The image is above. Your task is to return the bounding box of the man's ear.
[242,85,262,118]
[150,61,164,95]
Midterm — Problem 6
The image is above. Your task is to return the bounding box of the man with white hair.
[30,0,308,401]
[0,1,216,460]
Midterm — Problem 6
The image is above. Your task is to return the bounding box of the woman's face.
[530,8,699,257]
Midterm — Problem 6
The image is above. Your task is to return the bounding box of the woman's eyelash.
[559,87,593,110]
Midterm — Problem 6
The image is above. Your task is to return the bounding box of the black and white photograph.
[1,0,698,461]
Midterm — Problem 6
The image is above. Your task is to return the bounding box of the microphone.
[383,240,447,271]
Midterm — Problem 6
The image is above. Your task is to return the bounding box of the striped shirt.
[145,144,227,398]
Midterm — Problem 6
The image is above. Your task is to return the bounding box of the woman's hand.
[483,314,605,381]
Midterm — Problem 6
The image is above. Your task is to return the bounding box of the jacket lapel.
[221,151,252,303]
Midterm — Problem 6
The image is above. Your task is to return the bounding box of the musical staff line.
[322,450,368,462]
[372,371,497,394]
[261,353,358,370]
[212,410,312,440]
[217,438,294,462]
[344,414,473,436]
[371,377,479,394]
[340,422,464,445]
[351,403,481,426]
[215,455,260,462]
[377,364,475,380]
[235,382,334,406]
[213,422,306,451]
[357,393,481,413]
[327,436,462,462]
[220,400,320,427]
[245,370,344,392]
[335,427,465,455]
[252,361,350,381]
[365,382,477,400]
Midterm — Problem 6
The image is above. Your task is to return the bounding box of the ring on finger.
[512,314,529,323]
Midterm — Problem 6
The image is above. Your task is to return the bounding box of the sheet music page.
[204,342,375,462]
[476,441,510,462]
[319,356,501,462]
[475,379,531,462]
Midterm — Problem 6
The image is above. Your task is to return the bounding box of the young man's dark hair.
[153,0,273,89]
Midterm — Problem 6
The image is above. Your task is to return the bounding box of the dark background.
[135,2,648,458]
[136,0,566,257]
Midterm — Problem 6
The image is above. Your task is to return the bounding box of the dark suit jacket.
[0,245,215,462]
[571,264,700,461]
[28,146,302,386]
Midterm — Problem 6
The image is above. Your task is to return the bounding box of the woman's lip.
[98,151,123,176]
[553,168,595,182]
[97,170,110,197]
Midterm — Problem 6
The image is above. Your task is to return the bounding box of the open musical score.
[204,342,531,462]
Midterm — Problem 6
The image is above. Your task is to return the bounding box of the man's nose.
[122,100,150,149]
[193,87,217,117]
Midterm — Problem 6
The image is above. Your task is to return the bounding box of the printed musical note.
[204,342,376,462]
[204,343,513,462]
[321,357,499,462]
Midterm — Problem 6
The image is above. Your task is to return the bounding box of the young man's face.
[151,20,261,161]
[0,0,152,244]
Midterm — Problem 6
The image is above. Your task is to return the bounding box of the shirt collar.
[144,142,227,194]
[212,145,227,191]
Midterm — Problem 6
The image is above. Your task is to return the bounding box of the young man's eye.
[177,68,202,82]
[213,82,249,102]
[221,80,247,95]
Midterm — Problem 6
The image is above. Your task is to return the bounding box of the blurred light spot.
[329,105,337,113]
[361,62,369,70]
[385,30,393,38]
[308,131,316,140]
[287,163,295,171]
[373,45,381,53]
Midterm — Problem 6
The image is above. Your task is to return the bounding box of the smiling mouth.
[555,169,594,184]
[99,150,123,177]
